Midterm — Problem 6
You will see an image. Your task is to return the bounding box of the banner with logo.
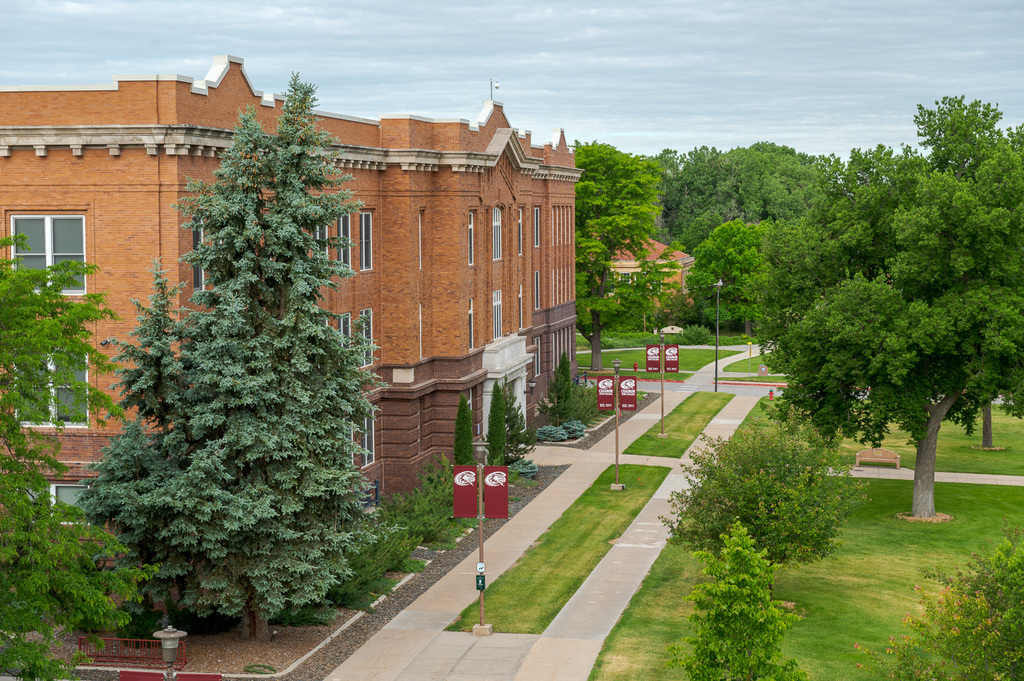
[665,345,679,373]
[597,377,615,410]
[619,377,637,411]
[645,345,660,373]
[483,466,509,519]
[453,465,478,518]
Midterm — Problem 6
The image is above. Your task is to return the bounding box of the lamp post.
[714,279,723,392]
[611,359,625,491]
[153,626,186,681]
[470,440,489,633]
[658,330,666,438]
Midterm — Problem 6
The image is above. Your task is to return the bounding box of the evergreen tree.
[453,394,474,465]
[502,380,535,464]
[79,76,377,641]
[486,386,506,466]
[539,352,575,426]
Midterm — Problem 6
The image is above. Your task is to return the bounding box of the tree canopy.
[0,238,150,681]
[654,142,820,252]
[574,141,674,368]
[79,76,378,640]
[685,218,767,335]
[760,96,1024,517]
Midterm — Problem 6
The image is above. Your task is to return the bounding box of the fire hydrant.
[633,361,638,373]
[768,389,775,400]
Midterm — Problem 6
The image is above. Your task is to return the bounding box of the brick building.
[0,55,580,496]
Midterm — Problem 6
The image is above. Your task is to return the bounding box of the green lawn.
[590,479,1024,681]
[623,392,734,458]
[721,353,767,373]
[577,348,739,379]
[718,375,787,383]
[839,409,1024,476]
[447,464,670,634]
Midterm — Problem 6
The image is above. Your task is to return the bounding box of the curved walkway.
[325,355,1024,681]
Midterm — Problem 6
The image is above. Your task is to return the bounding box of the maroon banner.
[665,345,679,373]
[483,466,509,519]
[619,377,637,411]
[597,377,615,410]
[453,465,478,518]
[645,345,661,373]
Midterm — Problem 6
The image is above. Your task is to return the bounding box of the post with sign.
[654,334,666,437]
[611,359,624,490]
[453,462,508,636]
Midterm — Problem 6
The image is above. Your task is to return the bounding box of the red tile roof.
[614,238,689,262]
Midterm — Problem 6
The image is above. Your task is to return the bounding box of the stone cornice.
[0,124,582,181]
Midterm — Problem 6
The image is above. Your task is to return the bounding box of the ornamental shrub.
[510,459,539,479]
[502,380,536,464]
[327,523,418,610]
[678,324,714,346]
[536,425,568,442]
[380,456,464,548]
[563,420,586,439]
[486,387,506,466]
[453,394,474,465]
[663,421,865,566]
[538,353,576,425]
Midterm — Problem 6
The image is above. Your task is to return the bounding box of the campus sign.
[597,377,615,410]
[665,345,679,373]
[619,377,637,411]
[646,345,660,373]
[452,465,509,519]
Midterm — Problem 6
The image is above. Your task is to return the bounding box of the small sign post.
[453,462,508,636]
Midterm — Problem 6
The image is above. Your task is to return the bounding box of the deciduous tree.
[685,218,767,335]
[759,96,1024,518]
[79,76,377,641]
[0,239,150,680]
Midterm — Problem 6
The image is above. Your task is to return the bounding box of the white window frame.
[533,339,541,374]
[418,211,423,270]
[468,298,474,350]
[315,223,330,257]
[50,484,87,507]
[492,289,502,339]
[192,226,205,290]
[338,312,351,341]
[468,212,474,265]
[534,270,540,310]
[518,284,523,329]
[419,303,423,358]
[518,208,523,255]
[361,416,375,467]
[360,308,373,367]
[22,361,89,427]
[359,212,373,271]
[492,207,502,260]
[12,215,87,294]
[534,207,540,248]
[338,215,351,267]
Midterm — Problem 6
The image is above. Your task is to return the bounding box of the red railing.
[78,637,188,670]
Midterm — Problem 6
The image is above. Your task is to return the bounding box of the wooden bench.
[855,447,900,469]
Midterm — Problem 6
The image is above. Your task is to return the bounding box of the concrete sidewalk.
[325,385,761,681]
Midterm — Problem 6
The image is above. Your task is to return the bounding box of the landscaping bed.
[70,464,570,681]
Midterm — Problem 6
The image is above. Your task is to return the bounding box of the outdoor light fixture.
[473,440,489,465]
[153,626,187,681]
[490,78,500,99]
[527,378,537,392]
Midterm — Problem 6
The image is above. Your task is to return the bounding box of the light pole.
[714,279,723,392]
[153,626,186,681]
[611,358,624,491]
[471,440,489,634]
[658,330,666,438]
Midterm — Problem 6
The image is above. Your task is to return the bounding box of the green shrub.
[327,523,419,610]
[115,599,165,640]
[380,456,467,548]
[487,387,506,466]
[166,599,240,635]
[538,353,576,426]
[563,420,586,439]
[269,604,334,627]
[454,395,474,465]
[502,379,536,464]
[678,324,714,346]
[510,459,539,479]
[537,425,568,442]
[570,384,603,424]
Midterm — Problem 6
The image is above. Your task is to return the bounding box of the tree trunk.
[588,308,603,370]
[911,393,959,518]
[982,403,993,448]
[745,319,753,336]
[240,603,270,641]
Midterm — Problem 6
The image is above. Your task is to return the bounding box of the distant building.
[0,55,580,496]
[612,238,693,290]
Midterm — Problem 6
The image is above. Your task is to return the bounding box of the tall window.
[359,212,373,271]
[337,215,351,266]
[12,215,86,293]
[418,211,423,270]
[492,207,502,260]
[533,207,540,247]
[492,289,502,339]
[22,362,88,427]
[468,212,474,265]
[338,312,351,341]
[361,416,375,467]
[518,208,523,255]
[468,298,474,349]
[419,303,423,358]
[534,270,540,309]
[360,308,373,366]
[315,223,329,257]
[191,227,204,290]
[533,339,541,374]
[518,284,523,329]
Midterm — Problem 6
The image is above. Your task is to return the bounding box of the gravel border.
[538,391,659,451]
[73,464,571,681]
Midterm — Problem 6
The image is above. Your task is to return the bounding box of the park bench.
[855,447,900,469]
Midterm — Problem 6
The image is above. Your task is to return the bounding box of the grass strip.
[623,392,734,458]
[590,479,1024,681]
[839,408,1024,476]
[447,464,670,634]
[577,348,740,375]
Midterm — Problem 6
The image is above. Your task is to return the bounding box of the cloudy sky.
[2,0,1022,158]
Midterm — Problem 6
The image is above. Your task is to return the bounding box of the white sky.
[2,0,1022,158]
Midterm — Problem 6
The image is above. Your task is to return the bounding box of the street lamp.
[611,359,625,491]
[714,279,723,393]
[153,626,187,681]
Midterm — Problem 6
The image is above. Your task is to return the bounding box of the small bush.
[510,459,539,479]
[537,425,568,442]
[269,604,334,627]
[115,599,165,639]
[380,456,468,548]
[167,599,241,635]
[327,523,419,610]
[563,420,586,439]
[678,324,714,346]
